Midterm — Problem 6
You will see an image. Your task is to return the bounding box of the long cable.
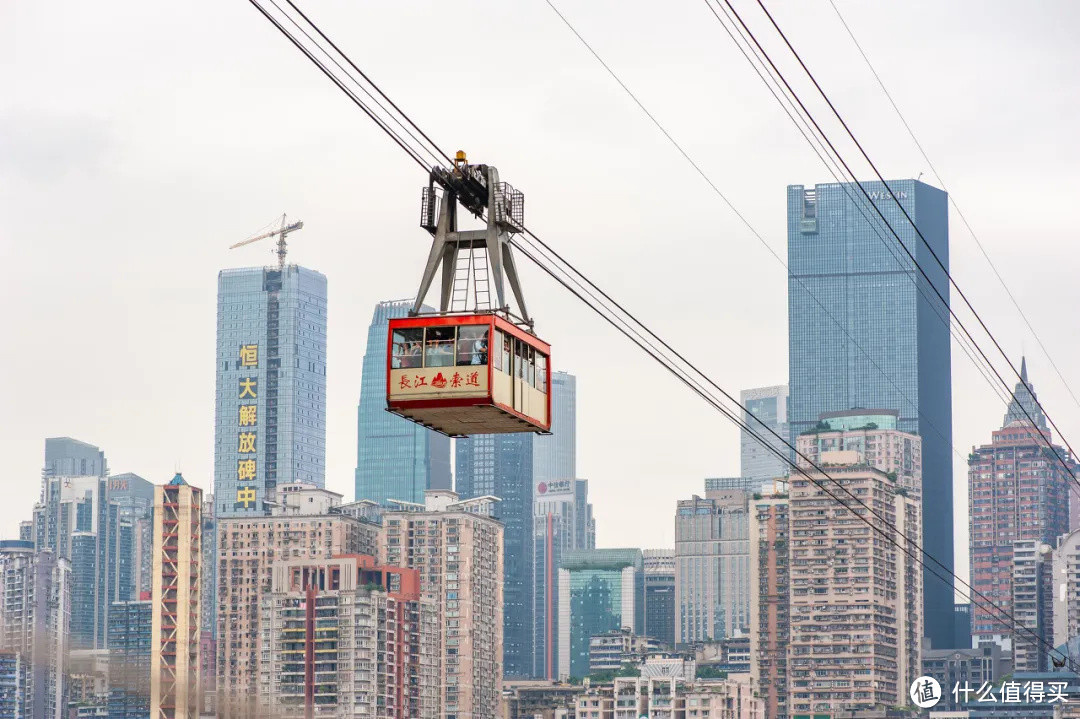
[732,0,1080,486]
[827,0,1080,412]
[244,0,1071,668]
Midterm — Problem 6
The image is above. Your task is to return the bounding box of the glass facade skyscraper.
[214,265,327,518]
[787,178,953,646]
[354,299,451,506]
[556,548,643,681]
[740,384,789,481]
[457,369,578,679]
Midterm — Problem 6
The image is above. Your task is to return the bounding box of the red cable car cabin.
[386,313,551,437]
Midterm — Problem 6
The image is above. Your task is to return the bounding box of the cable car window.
[456,326,489,366]
[424,327,456,368]
[492,331,503,371]
[536,354,547,393]
[392,328,424,369]
[526,346,534,387]
[502,333,512,374]
[514,340,525,380]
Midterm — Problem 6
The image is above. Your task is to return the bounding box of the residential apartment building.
[259,555,438,717]
[0,541,71,719]
[216,485,381,719]
[1011,539,1054,672]
[588,628,662,675]
[675,488,750,644]
[787,452,922,714]
[642,549,676,647]
[921,645,1006,711]
[108,597,153,719]
[382,490,504,719]
[749,492,789,719]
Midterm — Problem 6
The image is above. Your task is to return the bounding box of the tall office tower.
[787,452,922,714]
[214,265,327,519]
[556,548,643,680]
[740,385,790,481]
[109,473,156,598]
[749,492,789,719]
[533,371,577,484]
[383,491,504,719]
[674,486,750,644]
[787,178,953,646]
[968,362,1074,652]
[0,541,72,719]
[533,478,595,678]
[457,370,577,679]
[355,300,451,506]
[108,597,153,719]
[1011,540,1054,672]
[150,474,203,719]
[216,485,381,719]
[642,549,676,647]
[42,436,107,478]
[259,555,439,718]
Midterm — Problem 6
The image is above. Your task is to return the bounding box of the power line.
[826,0,1080,413]
[244,0,1072,668]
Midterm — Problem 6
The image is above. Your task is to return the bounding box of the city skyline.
[7,0,1080,583]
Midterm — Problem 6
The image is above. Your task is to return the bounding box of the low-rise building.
[500,680,583,719]
[610,675,763,719]
[589,628,662,675]
[921,645,1008,711]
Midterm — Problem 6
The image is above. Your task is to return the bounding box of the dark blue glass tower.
[354,300,451,505]
[787,179,954,647]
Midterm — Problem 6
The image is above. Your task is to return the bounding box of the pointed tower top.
[1003,357,1046,431]
[168,472,187,486]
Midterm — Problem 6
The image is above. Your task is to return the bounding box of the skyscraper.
[787,178,953,645]
[740,384,789,481]
[749,492,789,719]
[150,474,202,719]
[108,597,153,719]
[675,487,750,644]
[968,361,1074,654]
[557,548,643,681]
[355,299,451,506]
[214,265,327,518]
[457,369,578,679]
[642,549,676,647]
[533,478,595,679]
[0,541,71,719]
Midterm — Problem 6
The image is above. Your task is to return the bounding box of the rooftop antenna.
[230,214,305,270]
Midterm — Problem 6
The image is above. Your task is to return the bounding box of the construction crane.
[229,214,304,270]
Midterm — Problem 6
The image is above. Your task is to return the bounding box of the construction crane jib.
[413,151,530,324]
[229,214,305,270]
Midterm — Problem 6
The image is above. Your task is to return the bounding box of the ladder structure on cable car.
[414,151,529,323]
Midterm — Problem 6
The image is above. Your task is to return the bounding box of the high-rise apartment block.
[796,409,922,497]
[675,488,750,644]
[643,549,676,647]
[968,361,1074,652]
[1053,528,1080,651]
[382,490,504,719]
[259,555,439,718]
[1011,539,1054,672]
[0,540,71,719]
[150,474,203,719]
[354,300,451,506]
[457,370,578,679]
[214,265,327,518]
[787,452,922,714]
[108,597,153,719]
[216,485,381,719]
[788,178,953,646]
[533,478,595,679]
[557,548,643,680]
[749,492,789,719]
[740,384,790,481]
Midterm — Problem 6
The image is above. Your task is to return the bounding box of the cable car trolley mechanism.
[386,152,551,437]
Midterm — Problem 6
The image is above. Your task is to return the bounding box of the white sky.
[3,1,1080,592]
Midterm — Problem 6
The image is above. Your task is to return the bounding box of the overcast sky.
[4,1,1080,590]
